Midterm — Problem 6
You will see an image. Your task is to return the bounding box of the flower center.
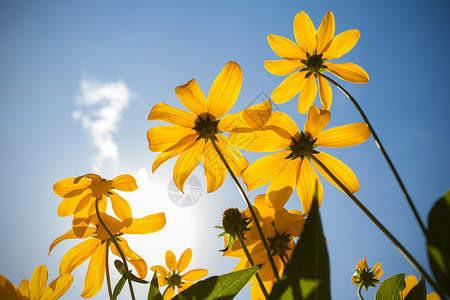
[267,230,292,257]
[192,113,220,142]
[285,131,318,160]
[301,51,327,77]
[167,273,182,288]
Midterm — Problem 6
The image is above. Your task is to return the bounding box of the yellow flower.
[53,173,138,236]
[400,275,440,300]
[223,195,305,299]
[0,265,73,300]
[265,11,369,113]
[351,256,383,291]
[231,105,370,214]
[147,61,272,193]
[151,248,208,300]
[49,212,166,298]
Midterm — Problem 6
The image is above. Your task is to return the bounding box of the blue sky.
[1,0,449,299]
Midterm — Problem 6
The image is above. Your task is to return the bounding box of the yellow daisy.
[147,61,272,193]
[400,275,440,300]
[223,195,305,299]
[53,173,138,236]
[0,265,73,300]
[265,11,369,113]
[151,248,208,300]
[231,105,370,214]
[351,256,383,290]
[49,212,166,298]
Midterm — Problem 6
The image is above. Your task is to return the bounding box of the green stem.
[209,137,280,280]
[310,155,446,298]
[105,240,113,299]
[317,72,427,236]
[236,230,270,299]
[357,283,364,300]
[95,198,136,300]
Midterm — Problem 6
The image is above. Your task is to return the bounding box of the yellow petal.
[53,177,90,198]
[325,62,369,83]
[202,140,227,193]
[148,102,196,128]
[29,265,47,300]
[112,174,138,192]
[111,239,147,279]
[207,61,242,119]
[165,250,177,273]
[312,152,360,194]
[173,140,204,193]
[122,212,166,234]
[263,111,300,139]
[81,243,106,298]
[94,213,124,240]
[266,158,299,210]
[18,280,29,298]
[49,227,96,255]
[254,194,275,220]
[72,202,95,238]
[264,59,303,76]
[304,105,331,137]
[229,130,289,153]
[109,192,133,227]
[163,286,175,300]
[427,293,440,300]
[296,159,323,214]
[316,12,335,54]
[57,189,92,217]
[274,209,305,237]
[147,125,197,152]
[40,274,73,300]
[152,147,185,172]
[179,281,195,292]
[323,29,360,60]
[293,11,317,55]
[182,269,208,281]
[318,75,332,111]
[271,71,306,104]
[175,78,207,116]
[316,123,370,148]
[177,248,192,273]
[219,100,272,133]
[401,275,418,299]
[267,34,306,60]
[242,151,291,191]
[150,266,169,278]
[297,75,318,114]
[0,274,23,300]
[59,239,100,275]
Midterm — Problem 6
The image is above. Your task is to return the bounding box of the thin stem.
[95,198,136,300]
[105,240,113,299]
[209,137,280,280]
[279,252,288,268]
[236,230,270,299]
[357,283,364,300]
[310,155,446,298]
[317,72,427,236]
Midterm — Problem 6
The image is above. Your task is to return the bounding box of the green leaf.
[112,275,127,300]
[148,271,163,300]
[172,265,259,300]
[426,190,450,296]
[269,187,330,300]
[375,273,406,300]
[404,276,426,300]
[114,260,149,284]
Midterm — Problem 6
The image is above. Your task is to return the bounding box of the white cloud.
[73,78,132,172]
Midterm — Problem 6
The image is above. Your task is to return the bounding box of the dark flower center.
[267,230,292,257]
[192,113,220,142]
[301,51,328,77]
[285,131,318,160]
[167,273,182,288]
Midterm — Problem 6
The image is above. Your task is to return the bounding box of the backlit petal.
[57,189,92,217]
[175,78,207,116]
[316,12,335,54]
[267,34,306,60]
[312,152,359,193]
[94,213,124,240]
[207,61,242,119]
[323,29,360,60]
[182,269,208,281]
[163,286,175,300]
[293,11,317,55]
[152,147,185,172]
[275,209,305,237]
[49,227,96,255]
[296,159,323,214]
[242,151,291,191]
[59,239,100,275]
[263,111,300,139]
[318,75,332,111]
[72,201,96,238]
[316,123,370,148]
[254,194,275,220]
[0,274,23,300]
[147,126,197,152]
[18,280,29,298]
[266,158,299,210]
[264,59,303,76]
[165,250,177,273]
[229,130,289,153]
[109,192,133,227]
[148,102,196,128]
[219,100,272,133]
[203,140,227,193]
[297,75,318,114]
[150,266,169,278]
[271,71,307,104]
[40,274,73,300]
[53,177,90,198]
[122,212,166,234]
[325,62,369,83]
[112,175,137,192]
[81,244,106,298]
[179,281,195,292]
[111,239,147,279]
[401,275,418,299]
[29,265,47,300]
[177,249,192,273]
[173,140,204,193]
[304,105,330,137]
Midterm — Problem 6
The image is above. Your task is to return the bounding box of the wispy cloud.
[73,78,133,172]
